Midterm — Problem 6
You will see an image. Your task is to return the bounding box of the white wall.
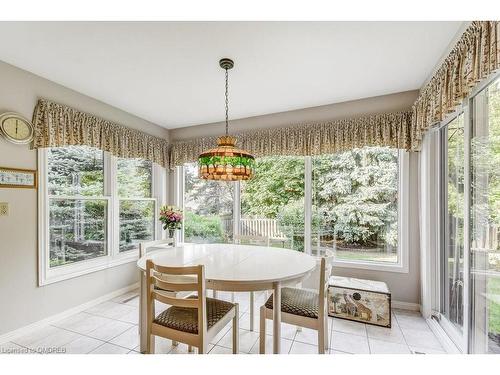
[171,90,418,140]
[170,90,421,305]
[0,61,168,335]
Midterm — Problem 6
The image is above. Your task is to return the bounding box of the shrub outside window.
[39,146,162,285]
[179,147,408,272]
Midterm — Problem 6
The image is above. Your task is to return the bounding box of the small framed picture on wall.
[0,167,37,189]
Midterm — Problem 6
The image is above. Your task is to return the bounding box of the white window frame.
[316,150,410,273]
[38,148,165,286]
[419,73,500,354]
[436,110,469,351]
[177,149,410,273]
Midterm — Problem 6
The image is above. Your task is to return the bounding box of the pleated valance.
[31,98,170,168]
[411,21,500,150]
[169,111,412,168]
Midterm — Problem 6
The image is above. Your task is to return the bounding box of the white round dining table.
[136,243,317,354]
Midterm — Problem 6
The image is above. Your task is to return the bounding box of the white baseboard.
[0,282,139,345]
[426,317,461,354]
[392,300,421,311]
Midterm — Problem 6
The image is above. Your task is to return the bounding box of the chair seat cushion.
[153,297,234,334]
[265,287,319,319]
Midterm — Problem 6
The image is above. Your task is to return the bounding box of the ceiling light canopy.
[198,58,255,181]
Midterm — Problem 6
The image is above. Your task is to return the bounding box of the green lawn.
[488,276,500,335]
[334,249,397,263]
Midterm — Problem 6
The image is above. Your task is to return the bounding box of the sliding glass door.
[439,113,466,347]
[470,77,500,354]
[436,75,500,354]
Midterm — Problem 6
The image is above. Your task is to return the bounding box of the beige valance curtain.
[411,21,500,150]
[169,111,412,168]
[32,98,170,168]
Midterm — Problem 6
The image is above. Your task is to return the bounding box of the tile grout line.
[288,326,300,354]
[83,308,139,325]
[42,322,138,353]
[88,341,109,354]
[329,318,336,353]
[50,320,135,343]
[362,324,372,354]
[392,313,417,354]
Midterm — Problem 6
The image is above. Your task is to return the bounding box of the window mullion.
[304,156,312,255]
[174,166,185,244]
[38,148,50,286]
[398,150,410,273]
[462,100,472,352]
[233,180,241,239]
[106,152,119,258]
[152,163,165,240]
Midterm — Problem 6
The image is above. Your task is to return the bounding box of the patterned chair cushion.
[265,287,319,319]
[153,297,234,334]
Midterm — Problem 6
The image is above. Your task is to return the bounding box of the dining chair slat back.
[146,260,206,352]
[145,259,239,354]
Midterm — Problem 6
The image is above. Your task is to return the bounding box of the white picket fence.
[220,217,288,241]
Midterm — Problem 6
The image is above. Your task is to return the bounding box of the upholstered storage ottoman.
[328,276,391,328]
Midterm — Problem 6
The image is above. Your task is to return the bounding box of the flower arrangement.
[159,205,183,236]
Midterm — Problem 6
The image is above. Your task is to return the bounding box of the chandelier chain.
[197,58,254,181]
[225,67,229,135]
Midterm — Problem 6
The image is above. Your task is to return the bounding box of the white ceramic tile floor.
[62,336,104,354]
[368,338,411,354]
[2,289,447,355]
[109,326,139,350]
[332,318,367,337]
[248,336,294,354]
[90,342,131,354]
[86,320,134,341]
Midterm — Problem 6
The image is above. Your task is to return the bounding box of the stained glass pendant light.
[198,58,255,181]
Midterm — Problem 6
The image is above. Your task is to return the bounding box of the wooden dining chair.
[139,238,174,257]
[140,239,189,299]
[146,259,239,354]
[259,257,332,354]
[140,239,191,350]
[233,234,270,331]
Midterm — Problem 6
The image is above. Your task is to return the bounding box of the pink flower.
[159,205,183,230]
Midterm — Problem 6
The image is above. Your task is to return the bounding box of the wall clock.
[0,112,35,144]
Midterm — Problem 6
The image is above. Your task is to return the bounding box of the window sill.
[332,259,409,274]
[39,251,139,286]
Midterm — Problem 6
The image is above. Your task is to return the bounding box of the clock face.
[0,113,34,144]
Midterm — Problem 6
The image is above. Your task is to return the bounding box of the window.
[183,162,234,243]
[432,74,500,354]
[39,146,163,285]
[240,156,305,251]
[439,114,465,335]
[312,147,401,264]
[470,77,500,354]
[47,146,108,267]
[117,158,155,252]
[179,147,408,271]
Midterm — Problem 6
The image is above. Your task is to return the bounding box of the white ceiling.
[0,22,463,129]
